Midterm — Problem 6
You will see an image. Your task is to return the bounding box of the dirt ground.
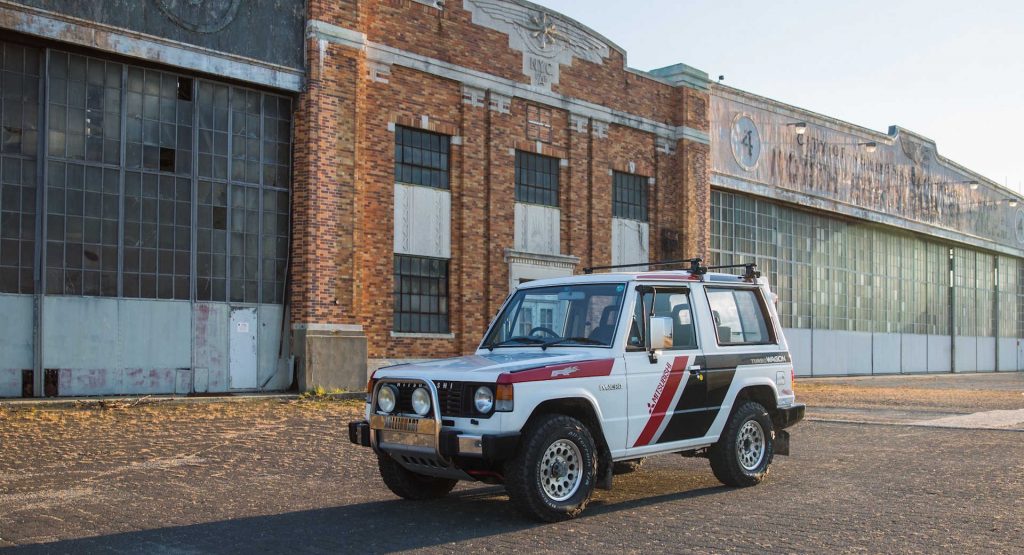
[1,376,1023,553]
[796,372,1024,411]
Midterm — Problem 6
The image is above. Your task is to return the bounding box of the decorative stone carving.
[570,114,589,134]
[656,137,677,155]
[154,0,241,34]
[592,121,608,139]
[900,135,934,167]
[489,92,512,114]
[463,0,611,90]
[368,61,391,84]
[462,85,486,108]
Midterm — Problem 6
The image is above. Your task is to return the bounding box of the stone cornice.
[308,20,710,146]
[0,0,304,91]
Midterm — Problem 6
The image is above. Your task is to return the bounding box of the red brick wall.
[295,0,711,359]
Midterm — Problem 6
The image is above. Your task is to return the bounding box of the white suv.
[348,260,805,521]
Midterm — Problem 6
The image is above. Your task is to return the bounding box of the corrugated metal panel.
[41,297,119,370]
[194,303,230,393]
[257,304,288,390]
[0,294,34,370]
[119,299,191,368]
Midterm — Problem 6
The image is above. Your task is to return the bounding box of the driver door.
[624,286,707,450]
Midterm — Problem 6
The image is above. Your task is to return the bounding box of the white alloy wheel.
[540,439,583,502]
[736,419,766,471]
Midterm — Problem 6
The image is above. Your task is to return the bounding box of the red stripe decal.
[497,359,615,384]
[632,356,690,447]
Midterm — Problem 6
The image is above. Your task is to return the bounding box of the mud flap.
[596,446,613,490]
[775,429,790,456]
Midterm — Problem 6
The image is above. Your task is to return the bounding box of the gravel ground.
[1,376,1022,554]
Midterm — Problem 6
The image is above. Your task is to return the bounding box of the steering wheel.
[528,326,560,338]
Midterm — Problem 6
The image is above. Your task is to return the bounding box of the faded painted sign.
[712,89,1024,252]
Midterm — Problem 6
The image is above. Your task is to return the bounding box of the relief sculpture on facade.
[463,0,611,89]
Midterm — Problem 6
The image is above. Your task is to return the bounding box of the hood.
[373,351,608,382]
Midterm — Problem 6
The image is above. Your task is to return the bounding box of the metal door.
[229,307,258,390]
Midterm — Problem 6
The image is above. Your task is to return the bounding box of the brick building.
[291,0,714,386]
[2,0,1020,397]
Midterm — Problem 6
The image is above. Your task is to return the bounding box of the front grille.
[435,381,466,417]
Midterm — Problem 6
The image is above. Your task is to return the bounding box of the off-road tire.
[708,401,774,487]
[377,453,458,500]
[612,458,645,475]
[504,414,598,522]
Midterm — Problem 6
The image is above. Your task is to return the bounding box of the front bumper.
[776,403,805,429]
[348,419,519,461]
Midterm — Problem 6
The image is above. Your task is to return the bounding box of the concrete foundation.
[293,324,368,393]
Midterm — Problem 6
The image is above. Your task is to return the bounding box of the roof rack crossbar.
[705,262,761,280]
[583,258,707,275]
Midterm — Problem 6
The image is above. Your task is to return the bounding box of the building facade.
[1,0,1020,397]
[291,0,711,387]
[709,86,1024,375]
[0,0,304,397]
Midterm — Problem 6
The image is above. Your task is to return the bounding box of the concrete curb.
[0,392,365,410]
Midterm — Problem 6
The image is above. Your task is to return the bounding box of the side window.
[627,288,698,350]
[707,288,773,345]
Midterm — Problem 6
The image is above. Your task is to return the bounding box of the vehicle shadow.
[6,484,729,553]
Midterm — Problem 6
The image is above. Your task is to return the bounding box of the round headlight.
[377,385,397,413]
[474,386,494,414]
[411,387,431,416]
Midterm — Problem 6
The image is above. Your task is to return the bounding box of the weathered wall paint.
[5,0,306,70]
[0,294,33,369]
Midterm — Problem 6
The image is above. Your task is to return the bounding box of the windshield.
[483,283,627,349]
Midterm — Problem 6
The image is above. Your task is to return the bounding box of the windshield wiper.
[541,337,605,350]
[487,336,546,351]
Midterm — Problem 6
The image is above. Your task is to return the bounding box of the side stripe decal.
[632,355,689,447]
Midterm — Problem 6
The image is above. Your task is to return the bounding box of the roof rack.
[582,258,708,275]
[706,262,761,280]
[582,258,760,280]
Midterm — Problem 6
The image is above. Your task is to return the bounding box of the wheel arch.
[524,396,611,475]
[732,382,778,413]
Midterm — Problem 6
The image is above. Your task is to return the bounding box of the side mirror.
[648,316,674,357]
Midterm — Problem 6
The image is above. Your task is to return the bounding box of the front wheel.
[708,401,774,487]
[504,414,598,522]
[377,453,458,500]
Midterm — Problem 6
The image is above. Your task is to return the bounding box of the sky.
[538,0,1024,192]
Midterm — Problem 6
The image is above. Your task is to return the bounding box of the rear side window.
[707,288,773,345]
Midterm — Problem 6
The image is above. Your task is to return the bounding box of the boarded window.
[526,105,552,143]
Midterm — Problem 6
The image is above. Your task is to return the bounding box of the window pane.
[393,254,449,333]
[393,126,449,190]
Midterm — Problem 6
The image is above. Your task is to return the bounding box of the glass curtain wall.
[0,41,293,305]
[710,189,1022,338]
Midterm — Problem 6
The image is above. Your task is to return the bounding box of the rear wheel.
[708,401,774,487]
[377,453,458,500]
[504,414,598,522]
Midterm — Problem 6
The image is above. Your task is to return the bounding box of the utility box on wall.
[292,325,368,393]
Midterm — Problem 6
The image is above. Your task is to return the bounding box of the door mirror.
[648,316,674,351]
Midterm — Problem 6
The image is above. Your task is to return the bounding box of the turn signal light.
[496,383,514,412]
